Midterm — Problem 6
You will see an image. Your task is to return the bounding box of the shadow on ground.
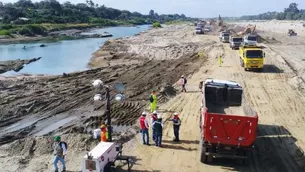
[200,124,305,172]
[259,64,284,73]
[115,156,161,172]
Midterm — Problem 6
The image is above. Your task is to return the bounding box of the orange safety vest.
[100,128,107,142]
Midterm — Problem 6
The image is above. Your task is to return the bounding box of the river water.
[0,25,150,75]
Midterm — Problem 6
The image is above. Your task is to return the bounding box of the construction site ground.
[0,21,305,172]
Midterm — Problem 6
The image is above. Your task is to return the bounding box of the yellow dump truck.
[239,44,265,72]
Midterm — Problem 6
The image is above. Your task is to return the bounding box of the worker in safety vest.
[218,55,223,67]
[169,112,182,142]
[100,124,107,142]
[151,111,158,141]
[152,114,163,147]
[139,112,150,145]
[149,90,157,112]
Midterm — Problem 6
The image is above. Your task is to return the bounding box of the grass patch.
[0,30,12,36]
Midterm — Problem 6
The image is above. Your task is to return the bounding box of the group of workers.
[51,75,186,171]
[141,75,185,146]
[139,110,181,147]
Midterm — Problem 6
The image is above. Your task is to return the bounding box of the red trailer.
[199,78,258,164]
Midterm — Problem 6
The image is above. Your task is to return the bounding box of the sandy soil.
[117,22,305,172]
[1,20,305,172]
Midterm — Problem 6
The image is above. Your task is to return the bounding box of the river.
[0,25,150,75]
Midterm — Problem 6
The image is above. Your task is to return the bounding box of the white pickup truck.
[81,142,130,172]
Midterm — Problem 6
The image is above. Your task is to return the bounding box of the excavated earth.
[1,22,305,172]
[0,25,207,171]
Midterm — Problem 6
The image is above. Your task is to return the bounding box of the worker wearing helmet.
[149,90,157,112]
[152,114,164,147]
[169,112,181,142]
[180,75,187,92]
[151,111,158,141]
[139,112,150,145]
[100,124,107,142]
[53,135,66,172]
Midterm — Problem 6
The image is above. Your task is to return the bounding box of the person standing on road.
[153,115,164,147]
[149,90,157,112]
[53,136,67,172]
[218,55,223,67]
[169,112,181,142]
[139,112,150,145]
[151,111,158,142]
[180,75,187,92]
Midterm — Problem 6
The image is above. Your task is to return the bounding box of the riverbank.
[0,22,148,44]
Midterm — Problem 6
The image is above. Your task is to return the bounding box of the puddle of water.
[0,116,42,135]
[34,116,77,136]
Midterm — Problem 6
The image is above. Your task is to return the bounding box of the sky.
[1,0,305,18]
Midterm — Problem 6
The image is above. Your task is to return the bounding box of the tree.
[149,9,154,17]
[285,3,299,13]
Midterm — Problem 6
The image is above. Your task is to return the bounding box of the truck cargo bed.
[206,103,256,117]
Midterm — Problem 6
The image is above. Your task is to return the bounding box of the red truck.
[199,78,258,164]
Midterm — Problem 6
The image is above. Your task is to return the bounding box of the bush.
[0,30,11,36]
[152,22,161,28]
[18,27,34,36]
[0,24,14,30]
[26,25,46,35]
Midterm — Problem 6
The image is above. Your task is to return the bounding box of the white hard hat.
[174,112,178,116]
[142,112,147,116]
[92,79,103,88]
[181,75,184,78]
[153,110,157,114]
[157,114,162,119]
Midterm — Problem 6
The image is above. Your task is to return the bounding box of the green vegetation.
[0,29,11,36]
[239,3,305,20]
[0,0,194,25]
[152,22,162,28]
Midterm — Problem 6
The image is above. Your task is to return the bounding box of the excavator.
[237,24,256,36]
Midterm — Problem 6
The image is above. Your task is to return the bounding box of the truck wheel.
[244,68,247,71]
[104,163,113,172]
[236,149,248,165]
[200,139,207,163]
[207,147,213,163]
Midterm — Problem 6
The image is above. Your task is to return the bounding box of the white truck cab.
[243,34,257,46]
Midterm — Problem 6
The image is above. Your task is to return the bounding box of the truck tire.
[200,138,207,163]
[104,163,113,172]
[207,147,213,163]
[236,149,248,165]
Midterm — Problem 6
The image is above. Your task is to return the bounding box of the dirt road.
[118,33,305,172]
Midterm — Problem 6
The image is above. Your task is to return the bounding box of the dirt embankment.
[0,24,207,171]
[0,57,41,74]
